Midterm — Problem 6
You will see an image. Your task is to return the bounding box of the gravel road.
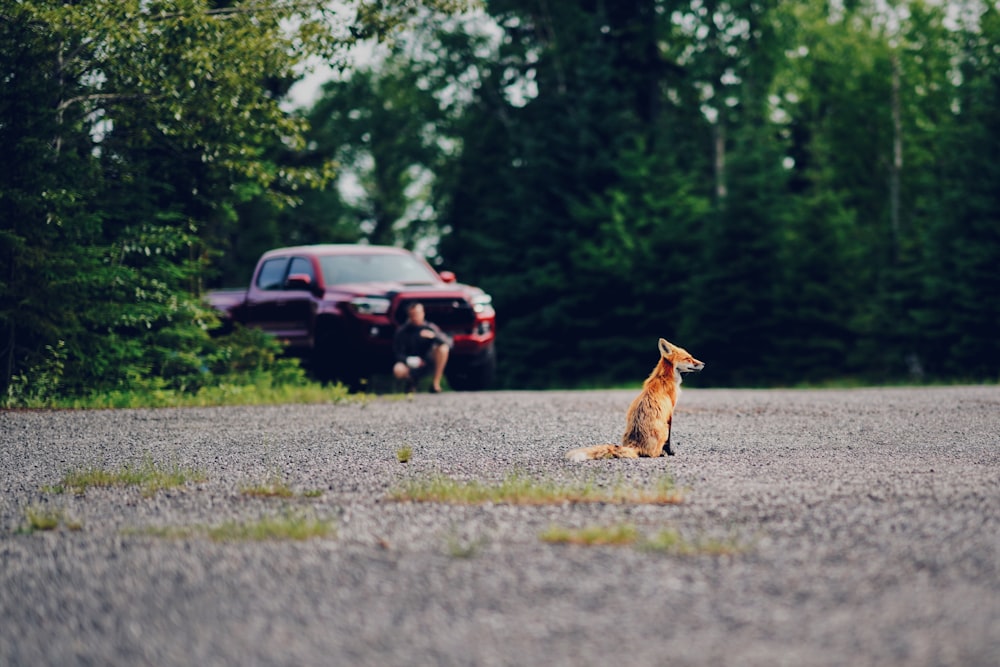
[2,385,998,667]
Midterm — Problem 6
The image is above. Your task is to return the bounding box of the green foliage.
[539,523,743,554]
[204,511,335,542]
[0,0,470,403]
[241,474,295,498]
[18,505,83,534]
[3,0,999,396]
[431,0,1000,387]
[56,458,206,497]
[390,472,682,505]
[539,523,641,546]
[134,510,336,542]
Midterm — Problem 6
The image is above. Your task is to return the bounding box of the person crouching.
[392,302,452,393]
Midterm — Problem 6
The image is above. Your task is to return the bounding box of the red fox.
[565,338,704,461]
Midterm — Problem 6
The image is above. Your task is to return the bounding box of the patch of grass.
[56,458,206,497]
[241,476,295,498]
[642,528,743,556]
[19,505,82,534]
[540,523,743,555]
[445,533,487,558]
[389,472,683,505]
[206,511,335,542]
[126,511,335,542]
[540,524,640,546]
[396,446,412,463]
[37,378,359,410]
[240,473,325,499]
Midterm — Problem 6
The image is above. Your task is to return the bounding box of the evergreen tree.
[0,0,469,399]
[917,2,1000,381]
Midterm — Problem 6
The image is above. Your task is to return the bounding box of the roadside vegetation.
[17,505,83,534]
[130,510,335,542]
[389,472,683,505]
[240,475,296,499]
[240,474,323,499]
[540,524,743,556]
[47,458,206,498]
[1,329,360,410]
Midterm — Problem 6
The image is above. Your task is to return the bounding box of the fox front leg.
[662,415,674,456]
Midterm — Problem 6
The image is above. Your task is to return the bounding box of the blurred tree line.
[2,0,998,400]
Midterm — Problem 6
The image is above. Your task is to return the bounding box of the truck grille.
[394,298,475,331]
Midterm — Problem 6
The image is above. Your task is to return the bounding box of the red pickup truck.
[206,244,496,390]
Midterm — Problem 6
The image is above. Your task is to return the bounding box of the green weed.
[445,533,488,558]
[540,523,743,555]
[127,511,335,542]
[53,379,356,410]
[206,511,335,542]
[19,505,82,534]
[389,472,683,505]
[642,528,743,556]
[241,476,295,498]
[56,458,206,497]
[540,523,640,546]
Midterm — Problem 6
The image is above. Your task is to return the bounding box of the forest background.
[2,0,998,406]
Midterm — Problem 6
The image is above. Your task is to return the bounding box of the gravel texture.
[1,385,998,667]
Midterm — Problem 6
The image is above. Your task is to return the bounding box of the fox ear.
[658,338,672,357]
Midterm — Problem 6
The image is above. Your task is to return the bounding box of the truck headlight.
[350,296,391,315]
[471,293,493,314]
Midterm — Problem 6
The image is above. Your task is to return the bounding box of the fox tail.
[565,444,641,462]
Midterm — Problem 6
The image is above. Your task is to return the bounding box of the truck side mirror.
[439,270,456,284]
[285,273,313,290]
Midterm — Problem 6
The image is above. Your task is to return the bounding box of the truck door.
[276,255,316,347]
[245,256,316,348]
[245,256,290,337]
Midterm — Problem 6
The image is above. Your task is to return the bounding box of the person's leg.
[392,362,410,380]
[393,361,417,392]
[429,344,449,392]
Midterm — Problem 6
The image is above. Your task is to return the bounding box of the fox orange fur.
[565,338,704,461]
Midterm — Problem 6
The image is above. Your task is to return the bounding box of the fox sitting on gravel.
[566,338,704,461]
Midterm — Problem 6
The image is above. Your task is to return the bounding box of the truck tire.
[446,344,496,391]
[313,320,361,390]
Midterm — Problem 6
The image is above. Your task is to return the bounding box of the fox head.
[658,338,705,373]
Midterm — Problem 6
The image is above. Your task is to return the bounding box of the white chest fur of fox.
[565,338,704,461]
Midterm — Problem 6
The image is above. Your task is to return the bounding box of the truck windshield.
[318,253,439,286]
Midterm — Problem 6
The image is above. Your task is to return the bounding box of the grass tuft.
[206,513,334,542]
[540,524,640,546]
[389,472,683,505]
[241,476,295,498]
[445,533,487,558]
[127,510,335,542]
[540,523,744,555]
[19,505,83,534]
[642,528,743,556]
[396,446,412,463]
[56,457,206,497]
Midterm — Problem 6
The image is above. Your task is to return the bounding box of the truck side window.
[256,258,289,291]
[286,257,315,287]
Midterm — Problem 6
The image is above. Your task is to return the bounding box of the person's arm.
[428,322,452,348]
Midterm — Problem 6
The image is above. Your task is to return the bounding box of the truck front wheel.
[313,320,361,390]
[446,344,496,391]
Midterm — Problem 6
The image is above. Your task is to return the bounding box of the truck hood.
[329,280,480,298]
